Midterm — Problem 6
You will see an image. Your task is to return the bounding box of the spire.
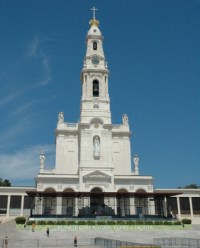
[89,6,99,27]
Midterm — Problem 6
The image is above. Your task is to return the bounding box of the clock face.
[92,56,99,65]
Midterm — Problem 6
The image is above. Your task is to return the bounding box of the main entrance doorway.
[90,188,105,215]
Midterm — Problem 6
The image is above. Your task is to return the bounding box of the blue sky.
[0,0,199,188]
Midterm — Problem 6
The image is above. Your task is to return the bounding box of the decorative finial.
[91,6,98,19]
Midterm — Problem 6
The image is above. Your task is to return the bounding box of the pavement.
[0,221,199,248]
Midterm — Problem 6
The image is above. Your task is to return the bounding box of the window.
[93,41,97,50]
[192,197,200,215]
[93,80,99,97]
[180,197,190,214]
[10,196,21,209]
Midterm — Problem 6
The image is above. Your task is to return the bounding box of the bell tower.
[80,7,111,125]
[36,7,154,204]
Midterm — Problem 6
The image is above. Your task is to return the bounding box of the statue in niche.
[122,114,129,125]
[40,153,45,168]
[93,137,100,156]
[58,112,64,123]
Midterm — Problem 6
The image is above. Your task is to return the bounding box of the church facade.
[0,11,200,222]
[34,12,156,217]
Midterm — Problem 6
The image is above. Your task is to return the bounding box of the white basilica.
[0,9,200,222]
[33,11,158,218]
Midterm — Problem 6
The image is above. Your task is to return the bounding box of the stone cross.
[91,6,98,19]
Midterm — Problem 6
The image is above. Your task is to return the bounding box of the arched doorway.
[117,189,130,217]
[90,187,105,215]
[42,188,56,216]
[62,188,75,217]
[135,189,148,216]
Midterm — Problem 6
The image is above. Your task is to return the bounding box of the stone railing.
[112,124,122,129]
[65,123,78,127]
[42,168,55,174]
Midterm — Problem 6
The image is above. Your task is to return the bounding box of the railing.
[42,168,55,173]
[154,238,200,248]
[65,123,78,127]
[0,239,92,248]
[112,125,122,129]
[93,237,159,248]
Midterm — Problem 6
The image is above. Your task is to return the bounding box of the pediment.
[83,170,110,179]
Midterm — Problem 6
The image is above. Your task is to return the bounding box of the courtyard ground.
[0,220,199,247]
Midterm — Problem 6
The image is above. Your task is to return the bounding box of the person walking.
[4,236,8,248]
[46,227,49,237]
[32,223,35,232]
[74,235,77,247]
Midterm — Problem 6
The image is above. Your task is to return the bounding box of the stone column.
[149,198,155,215]
[189,197,194,219]
[6,195,11,217]
[20,195,25,216]
[56,197,62,215]
[163,196,167,217]
[114,197,117,215]
[129,197,135,215]
[176,197,181,220]
[75,197,79,216]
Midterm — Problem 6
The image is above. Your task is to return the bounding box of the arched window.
[93,41,97,50]
[93,80,99,97]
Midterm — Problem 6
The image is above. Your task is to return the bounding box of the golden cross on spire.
[91,6,98,19]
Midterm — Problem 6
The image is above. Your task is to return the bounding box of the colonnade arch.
[90,187,104,215]
[42,188,56,215]
[135,189,149,215]
[116,189,130,216]
[62,188,75,216]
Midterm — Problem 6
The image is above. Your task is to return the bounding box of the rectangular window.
[24,196,32,209]
[0,196,8,214]
[10,196,21,215]
[10,196,21,208]
[167,197,178,214]
[192,197,200,215]
[180,197,190,214]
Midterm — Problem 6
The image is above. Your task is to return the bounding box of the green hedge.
[25,219,184,226]
[15,217,26,224]
[181,218,191,224]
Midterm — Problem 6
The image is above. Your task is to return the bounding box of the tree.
[178,183,200,189]
[0,178,11,186]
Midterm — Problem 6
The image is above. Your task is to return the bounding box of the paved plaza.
[0,221,199,247]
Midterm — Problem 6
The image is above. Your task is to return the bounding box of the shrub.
[135,220,144,225]
[26,220,35,225]
[173,221,182,225]
[107,221,116,225]
[37,220,47,225]
[57,221,67,225]
[126,221,135,225]
[15,217,26,224]
[154,221,164,225]
[96,221,106,225]
[67,220,76,225]
[87,220,96,225]
[182,218,191,224]
[46,220,55,225]
[163,221,172,225]
[116,220,126,225]
[77,220,87,225]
